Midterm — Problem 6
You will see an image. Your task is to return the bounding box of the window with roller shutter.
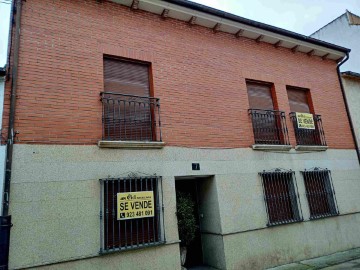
[101,58,161,142]
[247,81,289,145]
[287,87,326,146]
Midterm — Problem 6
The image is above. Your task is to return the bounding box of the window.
[100,176,165,253]
[301,168,338,219]
[259,169,303,226]
[102,58,162,142]
[247,81,290,145]
[287,86,326,146]
[287,87,311,113]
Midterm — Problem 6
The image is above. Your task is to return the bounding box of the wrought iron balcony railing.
[101,92,162,142]
[248,109,290,145]
[289,113,326,146]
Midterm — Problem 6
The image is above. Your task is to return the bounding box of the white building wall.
[311,13,360,73]
[343,76,360,150]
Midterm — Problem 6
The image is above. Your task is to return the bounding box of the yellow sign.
[117,191,154,220]
[296,112,315,129]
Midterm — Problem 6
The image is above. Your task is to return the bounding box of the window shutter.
[247,82,274,110]
[287,87,310,113]
[104,58,150,97]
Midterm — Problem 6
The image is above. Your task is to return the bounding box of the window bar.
[112,180,115,249]
[316,170,328,217]
[293,171,303,221]
[129,177,133,248]
[99,180,104,253]
[106,99,110,141]
[141,178,145,245]
[269,172,277,224]
[105,180,109,251]
[281,172,290,223]
[117,179,121,250]
[135,178,139,246]
[328,170,339,215]
[146,178,150,244]
[160,176,166,242]
[151,178,155,242]
[260,172,270,226]
[155,177,160,242]
[123,178,127,248]
[117,100,121,141]
[282,172,290,223]
[123,99,126,141]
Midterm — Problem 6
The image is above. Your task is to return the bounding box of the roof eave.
[110,0,350,61]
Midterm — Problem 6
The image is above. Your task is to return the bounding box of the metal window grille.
[101,92,162,142]
[301,168,339,219]
[249,109,290,145]
[99,176,165,254]
[259,169,303,226]
[289,113,326,146]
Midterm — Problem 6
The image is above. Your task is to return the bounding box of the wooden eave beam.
[322,53,330,60]
[188,16,197,25]
[213,23,222,33]
[235,29,244,38]
[291,45,300,53]
[255,35,264,43]
[161,9,170,19]
[307,49,315,57]
[274,40,282,48]
[131,0,140,10]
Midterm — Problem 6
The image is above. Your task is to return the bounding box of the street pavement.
[268,247,360,269]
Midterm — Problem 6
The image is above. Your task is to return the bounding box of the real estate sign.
[296,112,315,129]
[117,191,154,220]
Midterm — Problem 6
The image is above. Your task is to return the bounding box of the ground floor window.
[100,175,165,253]
[259,169,303,226]
[301,168,338,219]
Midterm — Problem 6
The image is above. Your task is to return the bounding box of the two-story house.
[2,0,360,269]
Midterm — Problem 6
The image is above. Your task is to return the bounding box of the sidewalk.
[267,247,360,269]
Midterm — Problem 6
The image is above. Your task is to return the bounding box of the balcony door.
[247,81,282,144]
[287,87,320,145]
[103,58,153,141]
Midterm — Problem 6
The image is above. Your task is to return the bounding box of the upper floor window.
[101,57,162,142]
[287,86,327,147]
[247,81,290,145]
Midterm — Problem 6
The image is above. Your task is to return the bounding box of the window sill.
[98,140,166,149]
[252,144,292,151]
[295,145,328,151]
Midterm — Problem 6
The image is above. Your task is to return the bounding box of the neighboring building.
[0,66,5,215]
[311,10,360,150]
[2,1,360,270]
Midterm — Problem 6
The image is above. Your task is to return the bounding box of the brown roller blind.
[104,58,150,96]
[246,82,274,110]
[287,87,310,113]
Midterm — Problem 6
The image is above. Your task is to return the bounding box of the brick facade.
[3,0,354,149]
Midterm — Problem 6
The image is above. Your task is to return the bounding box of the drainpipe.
[0,0,22,269]
[337,52,360,165]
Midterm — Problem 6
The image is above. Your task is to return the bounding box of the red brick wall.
[3,0,355,149]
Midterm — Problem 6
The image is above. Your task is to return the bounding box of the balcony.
[289,113,327,151]
[248,109,291,151]
[99,92,164,148]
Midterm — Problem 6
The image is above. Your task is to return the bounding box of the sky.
[191,0,360,35]
[0,0,360,67]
